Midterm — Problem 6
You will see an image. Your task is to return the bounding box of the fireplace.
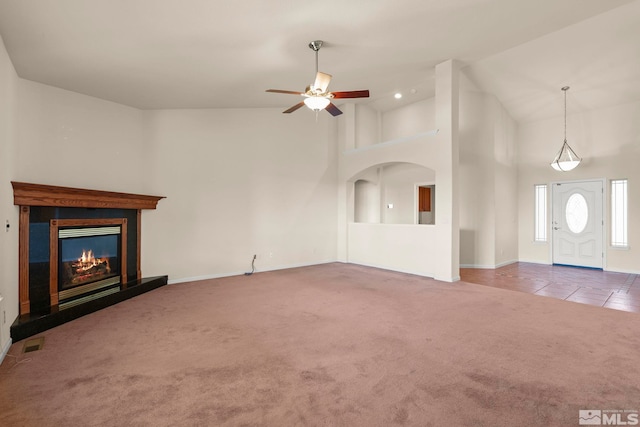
[51,219,128,309]
[11,182,168,341]
[11,181,166,316]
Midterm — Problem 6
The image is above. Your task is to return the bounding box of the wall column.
[336,104,356,262]
[433,59,460,282]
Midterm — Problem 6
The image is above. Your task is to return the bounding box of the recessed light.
[394,93,402,99]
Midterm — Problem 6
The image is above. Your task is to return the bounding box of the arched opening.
[351,162,435,225]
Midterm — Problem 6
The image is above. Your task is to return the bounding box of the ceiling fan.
[266,40,370,116]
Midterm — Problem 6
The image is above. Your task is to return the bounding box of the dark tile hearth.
[11,275,168,341]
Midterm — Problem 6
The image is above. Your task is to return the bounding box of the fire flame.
[76,249,110,273]
[80,249,93,264]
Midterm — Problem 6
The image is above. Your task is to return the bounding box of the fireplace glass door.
[58,226,121,291]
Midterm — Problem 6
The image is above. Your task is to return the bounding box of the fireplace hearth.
[10,181,167,340]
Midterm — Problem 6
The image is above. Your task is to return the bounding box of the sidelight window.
[611,179,628,247]
[534,184,547,242]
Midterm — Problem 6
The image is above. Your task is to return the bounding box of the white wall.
[518,100,640,273]
[16,80,150,193]
[355,104,380,148]
[0,34,18,356]
[458,74,518,269]
[432,60,460,281]
[348,223,436,277]
[354,179,380,223]
[382,98,435,142]
[143,108,337,282]
[459,89,496,267]
[493,101,518,266]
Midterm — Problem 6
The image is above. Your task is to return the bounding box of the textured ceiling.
[0,0,637,121]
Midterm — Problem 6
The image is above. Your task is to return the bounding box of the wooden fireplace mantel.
[11,181,165,210]
[12,182,165,315]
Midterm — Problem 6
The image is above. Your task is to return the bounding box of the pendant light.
[550,86,581,171]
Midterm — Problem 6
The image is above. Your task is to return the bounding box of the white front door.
[552,180,604,269]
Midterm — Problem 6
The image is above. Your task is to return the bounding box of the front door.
[552,180,604,269]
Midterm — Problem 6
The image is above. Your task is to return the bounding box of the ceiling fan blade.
[266,89,304,95]
[331,90,370,99]
[283,102,305,114]
[314,72,332,93]
[325,103,343,116]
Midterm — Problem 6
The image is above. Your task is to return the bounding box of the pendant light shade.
[550,141,581,171]
[550,86,581,171]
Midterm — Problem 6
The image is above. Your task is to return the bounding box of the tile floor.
[460,262,640,314]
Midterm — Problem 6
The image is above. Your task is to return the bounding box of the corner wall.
[143,108,338,281]
[15,80,150,193]
[458,73,518,268]
[0,34,19,356]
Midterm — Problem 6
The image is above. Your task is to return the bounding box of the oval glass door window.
[566,193,589,233]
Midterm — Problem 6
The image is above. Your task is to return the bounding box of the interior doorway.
[551,180,604,269]
[415,183,435,224]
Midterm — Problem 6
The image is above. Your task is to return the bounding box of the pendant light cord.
[564,87,567,142]
[562,86,569,142]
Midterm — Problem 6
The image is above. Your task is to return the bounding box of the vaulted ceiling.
[0,0,638,122]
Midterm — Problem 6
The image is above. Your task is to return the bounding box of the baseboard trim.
[170,260,441,285]
[517,260,553,266]
[0,338,12,366]
[168,260,338,285]
[461,259,639,275]
[460,264,493,269]
[434,275,461,283]
[169,271,247,285]
[604,267,640,275]
[460,260,518,269]
[167,258,639,286]
[346,260,433,279]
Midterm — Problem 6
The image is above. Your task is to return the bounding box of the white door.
[552,180,604,268]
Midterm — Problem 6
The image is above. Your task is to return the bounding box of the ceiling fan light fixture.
[304,96,330,111]
[265,39,369,117]
[550,86,581,172]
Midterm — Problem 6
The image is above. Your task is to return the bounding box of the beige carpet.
[1,263,639,426]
